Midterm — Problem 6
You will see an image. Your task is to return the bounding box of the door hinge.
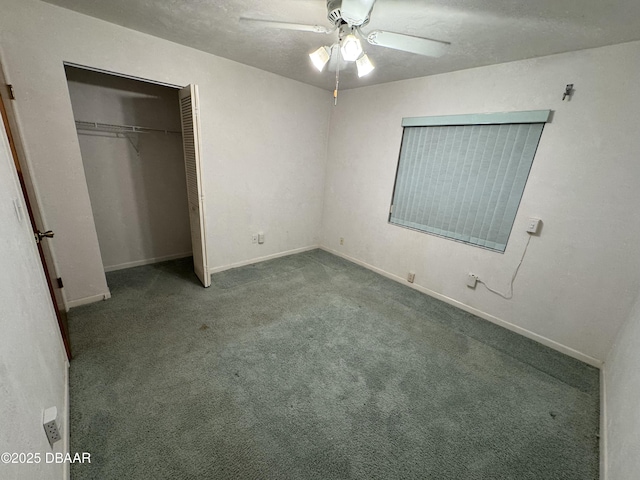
[389,204,394,214]
[6,84,15,100]
[56,277,64,288]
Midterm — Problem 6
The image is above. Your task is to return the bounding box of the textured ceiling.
[42,0,640,90]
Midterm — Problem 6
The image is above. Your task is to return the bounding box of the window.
[389,110,549,252]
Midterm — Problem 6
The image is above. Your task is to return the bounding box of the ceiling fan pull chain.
[334,58,340,106]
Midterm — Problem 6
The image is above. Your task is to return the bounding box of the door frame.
[63,63,210,286]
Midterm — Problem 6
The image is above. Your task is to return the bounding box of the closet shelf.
[75,120,181,135]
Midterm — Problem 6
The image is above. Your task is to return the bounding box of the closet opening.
[64,65,209,288]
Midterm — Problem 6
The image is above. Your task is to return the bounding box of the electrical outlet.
[407,272,415,283]
[43,406,62,448]
[467,273,478,288]
[340,237,344,246]
[252,234,258,244]
[526,218,541,234]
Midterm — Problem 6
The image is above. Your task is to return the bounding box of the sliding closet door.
[179,85,210,287]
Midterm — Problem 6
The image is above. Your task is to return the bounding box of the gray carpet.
[68,249,599,479]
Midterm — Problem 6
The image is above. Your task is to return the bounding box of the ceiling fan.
[241,0,450,99]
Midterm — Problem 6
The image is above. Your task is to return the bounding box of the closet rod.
[75,120,181,135]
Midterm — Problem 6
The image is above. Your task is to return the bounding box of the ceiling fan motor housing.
[326,0,371,27]
[326,0,343,25]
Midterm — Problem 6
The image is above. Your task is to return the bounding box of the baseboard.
[209,245,320,275]
[66,291,111,309]
[600,367,607,480]
[103,252,192,273]
[63,359,70,480]
[320,246,603,368]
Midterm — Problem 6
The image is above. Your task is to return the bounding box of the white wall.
[604,288,640,480]
[3,0,638,363]
[321,41,640,363]
[0,103,68,479]
[0,0,330,305]
[65,67,192,272]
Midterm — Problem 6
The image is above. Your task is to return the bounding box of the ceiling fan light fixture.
[356,53,375,77]
[309,46,331,72]
[340,34,363,62]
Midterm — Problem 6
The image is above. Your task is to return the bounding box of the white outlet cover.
[526,218,541,234]
[43,406,61,447]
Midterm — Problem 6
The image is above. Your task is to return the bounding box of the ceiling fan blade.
[341,0,377,26]
[366,30,450,57]
[239,18,334,34]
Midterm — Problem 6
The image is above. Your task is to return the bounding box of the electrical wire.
[477,234,533,300]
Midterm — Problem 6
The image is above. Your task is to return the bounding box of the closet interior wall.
[65,66,191,273]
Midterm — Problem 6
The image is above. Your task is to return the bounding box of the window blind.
[390,120,545,252]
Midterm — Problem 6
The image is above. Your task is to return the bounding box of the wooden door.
[0,85,72,359]
[179,85,210,287]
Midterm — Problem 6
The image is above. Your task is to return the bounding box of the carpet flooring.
[68,249,599,479]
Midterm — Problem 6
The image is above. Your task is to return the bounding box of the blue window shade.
[390,121,545,252]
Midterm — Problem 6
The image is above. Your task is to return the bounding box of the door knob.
[35,230,55,243]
